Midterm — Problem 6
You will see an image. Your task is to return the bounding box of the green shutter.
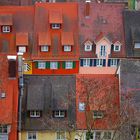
[58,62,60,69]
[35,61,38,68]
[73,61,76,68]
[46,62,50,69]
[62,62,65,69]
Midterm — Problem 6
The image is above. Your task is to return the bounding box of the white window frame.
[56,131,65,140]
[38,62,46,69]
[41,45,49,52]
[18,46,26,53]
[83,59,90,67]
[114,45,121,51]
[27,132,37,140]
[79,102,85,111]
[64,45,71,52]
[51,24,60,29]
[103,132,112,139]
[134,43,140,49]
[65,61,73,69]
[85,44,92,51]
[100,45,106,57]
[96,59,103,67]
[54,110,65,118]
[0,125,8,134]
[50,62,58,69]
[30,111,41,118]
[110,59,118,67]
[2,25,11,33]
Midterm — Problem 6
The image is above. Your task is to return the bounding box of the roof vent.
[1,93,6,98]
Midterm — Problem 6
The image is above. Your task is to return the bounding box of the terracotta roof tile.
[16,32,28,46]
[0,14,13,25]
[38,32,51,46]
[61,32,74,45]
[49,10,63,24]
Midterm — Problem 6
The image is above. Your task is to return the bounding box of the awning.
[16,33,28,46]
[49,10,63,24]
[38,32,51,46]
[0,14,13,25]
[61,32,74,45]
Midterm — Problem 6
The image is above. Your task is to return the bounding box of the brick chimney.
[85,0,91,17]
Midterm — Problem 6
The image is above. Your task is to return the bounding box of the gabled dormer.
[95,33,112,58]
[113,41,121,52]
[49,10,62,30]
[84,39,93,52]
[0,14,13,33]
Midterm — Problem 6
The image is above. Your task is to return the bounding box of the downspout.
[17,52,24,140]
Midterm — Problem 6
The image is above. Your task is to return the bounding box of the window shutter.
[73,61,76,68]
[94,59,96,66]
[103,59,106,67]
[108,59,111,67]
[46,62,50,69]
[58,62,60,69]
[35,61,38,68]
[80,59,83,66]
[62,61,65,69]
[90,59,93,66]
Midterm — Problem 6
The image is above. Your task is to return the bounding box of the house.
[0,54,18,140]
[124,10,140,58]
[21,75,76,140]
[79,2,126,74]
[76,74,119,140]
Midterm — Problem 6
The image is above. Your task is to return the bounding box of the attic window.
[84,40,93,51]
[41,45,49,52]
[51,24,61,29]
[64,45,71,52]
[2,26,11,33]
[53,110,66,118]
[18,46,27,53]
[134,43,140,49]
[93,111,104,119]
[114,45,121,51]
[30,110,41,118]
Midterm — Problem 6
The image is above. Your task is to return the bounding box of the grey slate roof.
[22,75,76,131]
[124,10,140,57]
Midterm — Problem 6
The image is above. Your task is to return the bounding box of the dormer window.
[53,110,66,118]
[41,45,49,52]
[2,25,11,33]
[84,40,93,52]
[64,45,71,52]
[51,23,61,29]
[113,41,121,52]
[18,46,27,53]
[30,110,41,118]
[134,43,140,49]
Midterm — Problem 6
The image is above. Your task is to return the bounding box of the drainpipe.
[17,52,24,140]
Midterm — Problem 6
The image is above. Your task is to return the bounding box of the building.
[79,3,126,74]
[0,54,18,140]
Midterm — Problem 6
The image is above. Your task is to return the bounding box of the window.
[85,44,92,51]
[38,62,46,69]
[95,132,101,140]
[56,131,65,140]
[100,45,106,57]
[114,45,121,51]
[54,110,66,118]
[110,59,117,66]
[93,111,104,119]
[18,46,26,53]
[79,102,85,111]
[0,125,8,134]
[134,43,140,49]
[51,24,60,29]
[83,59,90,67]
[96,59,103,67]
[64,45,71,52]
[65,61,73,69]
[24,63,28,72]
[2,26,11,33]
[30,111,41,118]
[41,45,49,52]
[86,132,93,140]
[50,62,58,69]
[28,132,37,140]
[104,132,112,139]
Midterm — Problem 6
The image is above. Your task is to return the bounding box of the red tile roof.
[16,32,28,46]
[0,14,13,25]
[38,32,51,46]
[61,32,74,45]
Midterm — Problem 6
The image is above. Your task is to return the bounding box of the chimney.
[85,0,91,17]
